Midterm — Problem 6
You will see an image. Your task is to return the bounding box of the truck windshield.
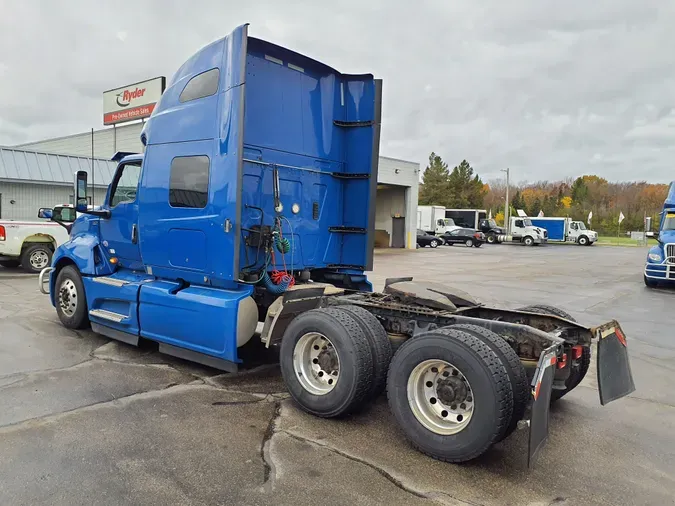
[577,222,586,230]
[663,213,675,231]
[487,219,498,228]
[523,219,532,226]
[443,219,455,226]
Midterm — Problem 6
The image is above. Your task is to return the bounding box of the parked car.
[416,229,443,248]
[440,228,485,247]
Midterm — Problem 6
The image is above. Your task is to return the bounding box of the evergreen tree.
[418,152,451,206]
[571,177,589,204]
[447,160,485,208]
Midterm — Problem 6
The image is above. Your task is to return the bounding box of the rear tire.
[387,328,513,463]
[280,308,373,418]
[446,324,528,441]
[465,239,473,247]
[337,305,393,401]
[20,244,52,273]
[0,259,20,269]
[518,304,574,321]
[517,305,588,402]
[54,265,89,329]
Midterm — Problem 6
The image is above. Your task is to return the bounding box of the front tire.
[523,236,534,246]
[387,328,513,463]
[578,236,589,246]
[280,308,374,418]
[430,240,439,248]
[486,234,496,244]
[21,244,52,273]
[54,265,89,329]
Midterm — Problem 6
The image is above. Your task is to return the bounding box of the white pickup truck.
[0,206,75,273]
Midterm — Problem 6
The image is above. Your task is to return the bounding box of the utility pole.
[501,168,510,232]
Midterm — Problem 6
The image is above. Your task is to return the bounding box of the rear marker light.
[614,328,627,347]
[0,225,5,241]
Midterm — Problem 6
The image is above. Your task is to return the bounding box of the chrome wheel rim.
[407,359,474,435]
[465,240,472,247]
[58,279,78,317]
[30,250,50,269]
[293,332,340,395]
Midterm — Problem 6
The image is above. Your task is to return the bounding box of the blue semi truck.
[644,181,675,287]
[37,23,634,466]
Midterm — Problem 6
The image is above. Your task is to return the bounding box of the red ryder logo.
[116,87,147,108]
[103,76,165,126]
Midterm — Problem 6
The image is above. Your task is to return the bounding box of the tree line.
[419,153,670,235]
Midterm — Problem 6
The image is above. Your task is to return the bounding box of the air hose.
[275,235,290,254]
[260,271,294,294]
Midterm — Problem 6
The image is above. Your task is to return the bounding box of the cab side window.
[110,163,142,207]
[515,220,523,227]
[169,156,210,209]
[179,68,220,103]
[571,223,577,230]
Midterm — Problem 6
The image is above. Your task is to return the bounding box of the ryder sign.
[103,77,165,125]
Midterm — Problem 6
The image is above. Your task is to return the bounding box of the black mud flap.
[596,321,636,405]
[527,344,558,469]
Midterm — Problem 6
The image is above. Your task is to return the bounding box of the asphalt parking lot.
[1,243,673,506]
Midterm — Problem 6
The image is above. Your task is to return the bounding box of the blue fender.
[49,216,114,305]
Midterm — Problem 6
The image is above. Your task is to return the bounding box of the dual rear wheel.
[280,307,528,463]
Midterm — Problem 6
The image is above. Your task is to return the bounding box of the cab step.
[89,309,127,323]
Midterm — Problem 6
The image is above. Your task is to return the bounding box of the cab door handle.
[132,224,138,244]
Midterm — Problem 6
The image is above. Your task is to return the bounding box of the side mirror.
[74,170,88,212]
[52,205,77,223]
[37,208,53,219]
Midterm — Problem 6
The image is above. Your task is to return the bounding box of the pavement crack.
[0,358,95,388]
[280,430,480,505]
[0,384,211,433]
[261,401,281,491]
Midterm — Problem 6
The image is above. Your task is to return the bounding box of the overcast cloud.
[1,0,674,183]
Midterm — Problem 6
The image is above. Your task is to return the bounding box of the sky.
[0,0,674,183]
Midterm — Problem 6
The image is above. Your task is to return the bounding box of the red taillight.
[474,232,480,239]
[557,353,567,369]
[0,225,5,241]
[571,345,583,360]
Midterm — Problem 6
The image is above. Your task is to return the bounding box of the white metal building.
[0,148,114,221]
[8,123,419,248]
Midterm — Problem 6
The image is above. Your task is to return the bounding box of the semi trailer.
[644,181,675,287]
[38,23,634,467]
[529,217,597,246]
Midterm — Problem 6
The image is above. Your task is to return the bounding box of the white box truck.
[417,205,459,236]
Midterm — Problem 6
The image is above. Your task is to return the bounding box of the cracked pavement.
[1,245,674,506]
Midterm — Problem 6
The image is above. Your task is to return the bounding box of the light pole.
[501,168,510,232]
